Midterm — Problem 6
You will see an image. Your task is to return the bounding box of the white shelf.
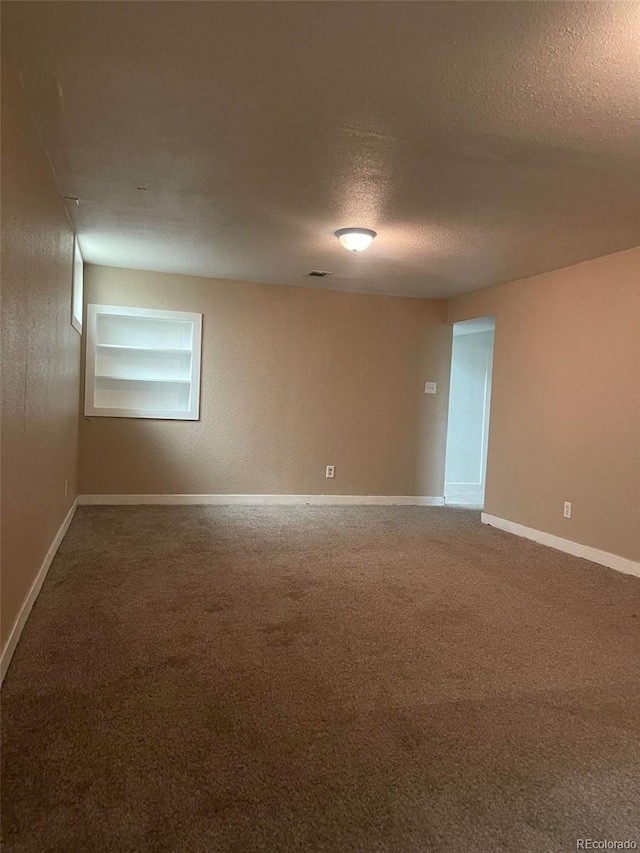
[97,344,192,355]
[85,304,202,420]
[95,375,191,384]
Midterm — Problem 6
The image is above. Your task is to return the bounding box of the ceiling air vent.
[307,270,332,278]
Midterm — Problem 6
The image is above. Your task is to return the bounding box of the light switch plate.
[424,381,437,395]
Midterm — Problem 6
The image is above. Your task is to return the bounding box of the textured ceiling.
[3,1,639,298]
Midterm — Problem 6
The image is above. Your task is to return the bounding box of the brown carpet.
[2,506,639,852]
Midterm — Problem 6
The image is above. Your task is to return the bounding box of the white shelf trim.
[85,304,202,420]
[96,344,192,354]
[95,375,191,384]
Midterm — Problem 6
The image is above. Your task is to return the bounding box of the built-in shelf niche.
[85,305,202,420]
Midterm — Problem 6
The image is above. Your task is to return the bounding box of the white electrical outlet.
[325,465,335,479]
[563,501,572,519]
[424,381,437,395]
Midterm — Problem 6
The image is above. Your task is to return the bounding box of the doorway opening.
[444,317,495,508]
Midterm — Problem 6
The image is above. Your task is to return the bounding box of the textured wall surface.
[79,266,452,497]
[1,55,81,650]
[448,247,640,562]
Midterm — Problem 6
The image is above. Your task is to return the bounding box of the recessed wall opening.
[444,316,495,508]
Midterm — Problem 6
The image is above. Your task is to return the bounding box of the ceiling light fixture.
[335,227,377,252]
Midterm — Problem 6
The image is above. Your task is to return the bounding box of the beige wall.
[448,247,640,562]
[1,56,81,650]
[79,267,452,498]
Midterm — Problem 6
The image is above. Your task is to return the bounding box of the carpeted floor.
[2,506,639,852]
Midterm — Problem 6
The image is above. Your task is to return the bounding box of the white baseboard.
[1,498,79,686]
[481,512,640,578]
[78,494,446,507]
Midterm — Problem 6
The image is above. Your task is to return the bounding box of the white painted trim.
[481,513,640,579]
[78,494,446,507]
[1,498,79,686]
[84,303,202,420]
[71,236,83,334]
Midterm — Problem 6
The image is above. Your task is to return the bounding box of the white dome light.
[335,228,377,252]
